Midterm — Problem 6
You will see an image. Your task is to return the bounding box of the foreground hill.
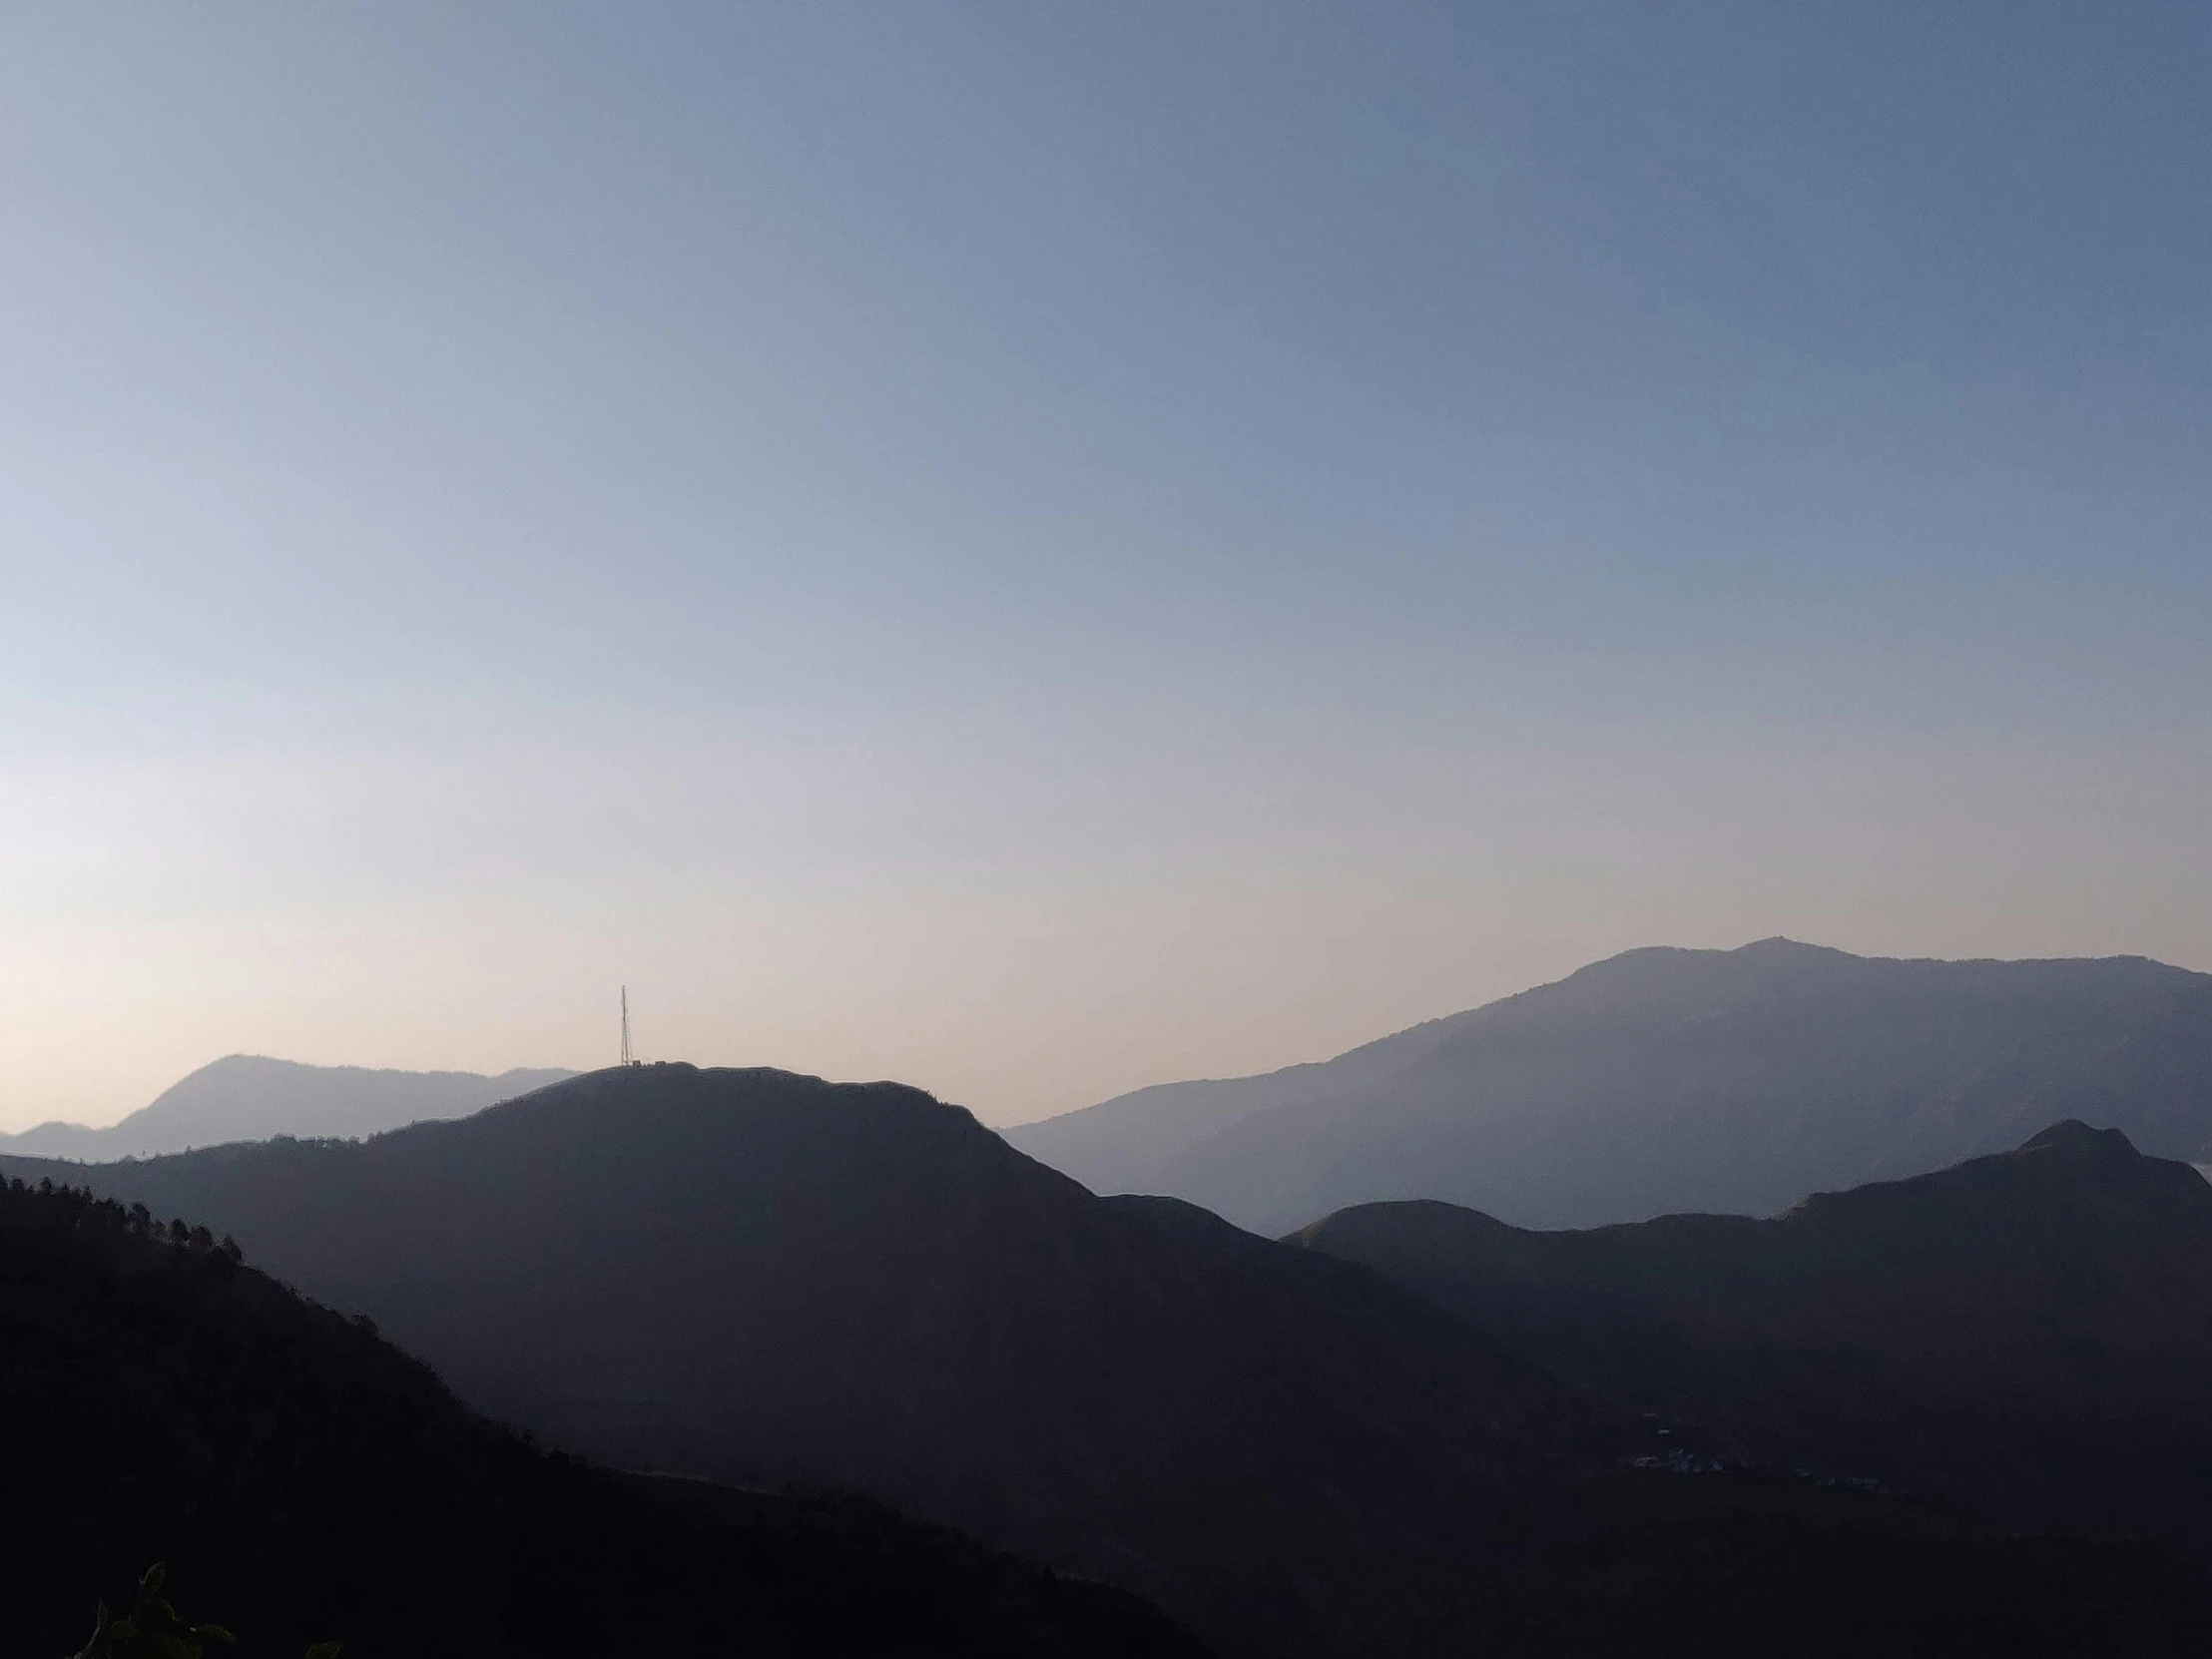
[1295,1121,2212,1561]
[0,1055,573,1160]
[10,1064,1612,1658]
[0,1170,1200,1659]
[1009,939,2212,1231]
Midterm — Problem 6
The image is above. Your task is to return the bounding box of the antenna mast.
[621,985,633,1067]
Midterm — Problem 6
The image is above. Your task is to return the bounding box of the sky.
[2,2,2209,1130]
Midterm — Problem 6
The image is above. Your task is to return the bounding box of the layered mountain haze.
[1296,1123,2212,1562]
[1010,940,2212,1231]
[0,1055,573,1160]
[16,1066,2212,1654]
[3,1064,1617,1658]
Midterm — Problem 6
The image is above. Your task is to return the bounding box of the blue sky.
[2,3,2208,1126]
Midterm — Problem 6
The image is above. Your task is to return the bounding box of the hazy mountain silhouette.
[5,1064,1616,1658]
[17,1072,2210,1656]
[1008,939,2212,1231]
[1295,1122,2212,1562]
[0,1169,1202,1659]
[0,1055,573,1160]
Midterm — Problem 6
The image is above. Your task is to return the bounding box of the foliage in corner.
[68,1564,337,1659]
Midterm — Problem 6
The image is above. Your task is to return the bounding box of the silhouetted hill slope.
[1294,1121,2212,1560]
[5,1064,1615,1659]
[1010,939,2212,1230]
[0,1055,573,1160]
[0,1171,1203,1659]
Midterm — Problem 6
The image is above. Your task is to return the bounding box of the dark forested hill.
[0,1054,573,1160]
[1008,939,2212,1231]
[6,1064,1613,1659]
[1294,1121,2212,1562]
[0,1170,1201,1659]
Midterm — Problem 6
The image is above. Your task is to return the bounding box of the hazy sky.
[4,3,2209,1130]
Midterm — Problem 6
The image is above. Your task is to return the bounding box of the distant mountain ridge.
[1006,939,2212,1231]
[0,1055,574,1160]
[1294,1121,2212,1564]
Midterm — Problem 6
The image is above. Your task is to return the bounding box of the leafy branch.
[67,1564,337,1659]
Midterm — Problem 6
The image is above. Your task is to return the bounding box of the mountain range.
[0,1055,573,1160]
[12,1060,2212,1654]
[1007,938,2212,1230]
[2,1065,1612,1658]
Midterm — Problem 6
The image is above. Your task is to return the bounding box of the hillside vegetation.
[0,1169,1203,1659]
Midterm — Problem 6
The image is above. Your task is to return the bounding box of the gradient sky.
[4,2,2209,1130]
